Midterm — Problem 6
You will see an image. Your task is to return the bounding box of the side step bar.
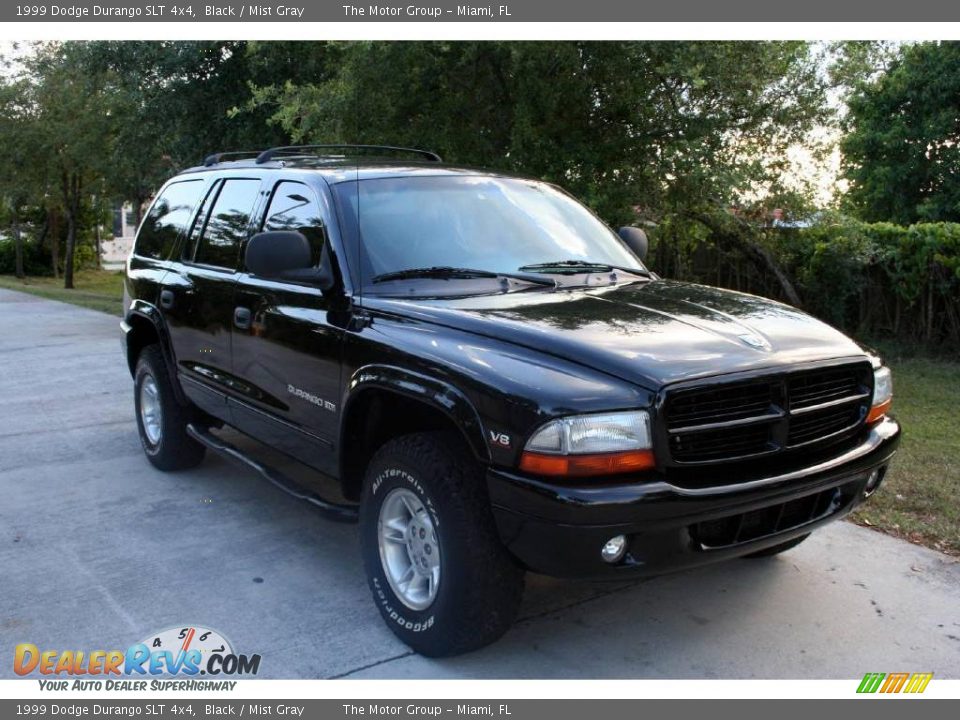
[186,424,359,524]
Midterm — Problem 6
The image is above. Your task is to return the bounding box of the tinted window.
[194,179,261,269]
[333,176,645,285]
[262,182,327,266]
[183,181,221,261]
[134,180,204,260]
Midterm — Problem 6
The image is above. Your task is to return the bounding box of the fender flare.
[341,364,491,464]
[123,300,188,406]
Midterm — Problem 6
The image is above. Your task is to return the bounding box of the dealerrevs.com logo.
[14,626,261,691]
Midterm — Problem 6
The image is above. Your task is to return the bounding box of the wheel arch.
[338,365,490,501]
[123,301,188,405]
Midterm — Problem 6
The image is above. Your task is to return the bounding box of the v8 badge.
[488,430,511,448]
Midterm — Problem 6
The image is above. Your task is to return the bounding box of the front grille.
[692,481,857,549]
[789,367,864,409]
[787,404,862,446]
[667,380,779,427]
[663,362,872,465]
[670,423,774,463]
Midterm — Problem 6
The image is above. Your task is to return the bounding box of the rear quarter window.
[134,180,206,260]
[192,178,262,269]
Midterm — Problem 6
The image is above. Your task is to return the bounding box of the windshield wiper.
[518,260,651,277]
[372,266,556,288]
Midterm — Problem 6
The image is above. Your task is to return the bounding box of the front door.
[229,180,343,476]
[162,177,263,421]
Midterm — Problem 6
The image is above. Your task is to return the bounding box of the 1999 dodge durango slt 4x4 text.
[122,145,900,656]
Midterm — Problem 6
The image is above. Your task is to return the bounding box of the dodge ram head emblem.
[739,333,771,350]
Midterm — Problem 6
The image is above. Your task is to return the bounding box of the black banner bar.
[0,700,958,720]
[5,0,960,22]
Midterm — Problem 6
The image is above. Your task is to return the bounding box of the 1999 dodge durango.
[122,145,901,656]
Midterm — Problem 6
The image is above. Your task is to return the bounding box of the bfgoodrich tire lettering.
[360,432,524,657]
[134,344,206,471]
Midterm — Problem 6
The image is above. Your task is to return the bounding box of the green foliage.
[250,41,830,226]
[842,42,960,224]
[650,217,960,349]
[0,239,52,276]
[851,355,960,555]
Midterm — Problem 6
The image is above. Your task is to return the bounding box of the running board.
[186,424,359,524]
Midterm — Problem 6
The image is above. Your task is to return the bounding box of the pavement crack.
[326,650,416,679]
[325,581,648,678]
[516,580,648,625]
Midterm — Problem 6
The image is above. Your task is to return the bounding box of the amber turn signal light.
[519,449,655,477]
[866,398,892,424]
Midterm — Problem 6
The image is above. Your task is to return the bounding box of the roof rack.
[254,144,442,164]
[202,151,262,167]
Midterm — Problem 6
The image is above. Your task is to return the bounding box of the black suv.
[122,145,900,656]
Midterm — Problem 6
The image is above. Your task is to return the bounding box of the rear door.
[125,177,207,318]
[229,179,343,475]
[162,176,264,421]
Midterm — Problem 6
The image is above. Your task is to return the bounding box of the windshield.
[333,175,646,289]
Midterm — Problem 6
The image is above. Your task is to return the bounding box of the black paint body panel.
[122,158,900,579]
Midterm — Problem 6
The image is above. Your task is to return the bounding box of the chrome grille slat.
[668,409,785,434]
[789,392,870,415]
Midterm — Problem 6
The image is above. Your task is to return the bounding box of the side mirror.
[618,226,648,262]
[245,231,334,290]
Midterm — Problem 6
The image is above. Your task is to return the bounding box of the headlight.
[519,411,654,477]
[867,366,893,423]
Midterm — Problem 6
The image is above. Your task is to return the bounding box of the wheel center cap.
[405,519,436,575]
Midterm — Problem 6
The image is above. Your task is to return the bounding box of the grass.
[1,270,957,554]
[0,269,124,315]
[850,354,960,556]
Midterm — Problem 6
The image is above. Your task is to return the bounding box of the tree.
[252,42,829,222]
[841,42,960,224]
[249,41,829,300]
[0,47,54,280]
[0,77,34,278]
[74,40,336,220]
[21,43,114,288]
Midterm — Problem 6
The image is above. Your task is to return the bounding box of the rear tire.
[743,533,810,558]
[134,344,206,471]
[360,432,524,657]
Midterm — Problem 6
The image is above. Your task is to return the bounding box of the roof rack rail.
[202,151,261,167]
[254,144,442,164]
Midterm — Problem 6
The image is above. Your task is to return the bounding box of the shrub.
[648,218,960,350]
[0,239,55,277]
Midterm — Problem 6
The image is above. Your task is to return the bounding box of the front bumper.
[488,417,900,578]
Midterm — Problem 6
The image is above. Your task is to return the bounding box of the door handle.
[234,307,252,330]
[159,289,175,310]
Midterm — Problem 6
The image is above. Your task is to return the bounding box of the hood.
[369,280,866,389]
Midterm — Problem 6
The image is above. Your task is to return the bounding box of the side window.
[183,180,221,262]
[193,179,261,269]
[262,181,327,266]
[134,180,205,260]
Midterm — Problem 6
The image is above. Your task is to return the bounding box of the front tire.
[134,344,206,471]
[360,432,524,657]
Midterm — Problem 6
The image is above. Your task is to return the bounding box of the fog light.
[864,466,886,497]
[601,535,628,563]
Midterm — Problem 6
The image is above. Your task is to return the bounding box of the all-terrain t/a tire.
[743,533,811,558]
[134,344,206,471]
[360,432,524,657]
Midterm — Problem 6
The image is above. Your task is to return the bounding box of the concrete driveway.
[1,287,958,679]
